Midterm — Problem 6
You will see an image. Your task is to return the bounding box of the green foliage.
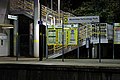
[48,0,120,22]
[61,0,72,12]
[71,0,120,23]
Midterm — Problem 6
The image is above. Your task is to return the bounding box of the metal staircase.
[9,0,34,18]
[9,0,78,58]
[9,0,74,20]
[48,46,78,59]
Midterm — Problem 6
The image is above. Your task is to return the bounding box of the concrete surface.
[0,57,120,68]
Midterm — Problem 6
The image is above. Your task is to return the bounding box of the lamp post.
[58,0,64,62]
[58,0,60,25]
[51,0,53,10]
[99,23,101,63]
[113,23,114,59]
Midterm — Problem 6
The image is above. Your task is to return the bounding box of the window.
[1,40,3,46]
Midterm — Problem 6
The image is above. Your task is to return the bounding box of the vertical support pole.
[77,24,80,59]
[99,23,101,63]
[34,0,40,57]
[86,38,90,58]
[51,0,53,10]
[51,17,53,25]
[39,0,44,61]
[58,0,60,25]
[53,17,56,26]
[88,47,89,58]
[62,17,64,62]
[92,45,95,58]
[29,23,33,57]
[43,34,45,57]
[113,23,114,59]
[86,25,90,58]
[46,12,48,59]
[14,19,18,61]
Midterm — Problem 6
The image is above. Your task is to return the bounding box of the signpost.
[58,29,67,45]
[114,23,120,44]
[47,29,56,45]
[8,15,18,20]
[64,16,99,24]
[68,28,78,45]
[8,14,18,61]
[47,28,78,46]
[86,38,90,58]
[47,16,100,62]
[63,16,101,62]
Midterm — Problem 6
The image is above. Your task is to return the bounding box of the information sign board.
[114,23,120,44]
[58,29,67,45]
[64,16,99,24]
[68,28,78,45]
[47,29,56,45]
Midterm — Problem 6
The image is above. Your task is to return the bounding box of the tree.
[44,0,120,22]
[71,0,120,23]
